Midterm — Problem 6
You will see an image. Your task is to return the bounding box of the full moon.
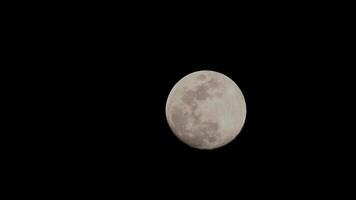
[165,70,247,150]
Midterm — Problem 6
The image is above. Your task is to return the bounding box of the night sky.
[14,3,352,197]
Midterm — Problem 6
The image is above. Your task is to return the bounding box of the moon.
[165,70,247,150]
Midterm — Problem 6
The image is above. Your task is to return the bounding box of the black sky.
[14,4,353,196]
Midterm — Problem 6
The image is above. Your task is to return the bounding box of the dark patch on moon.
[197,74,207,80]
[181,77,220,103]
[208,136,217,143]
[170,104,220,148]
[181,90,195,105]
[195,85,210,101]
[199,121,219,137]
[201,121,219,132]
[207,78,219,88]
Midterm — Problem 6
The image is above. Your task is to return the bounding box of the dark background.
[9,2,353,197]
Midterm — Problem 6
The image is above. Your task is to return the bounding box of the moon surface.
[165,70,247,150]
